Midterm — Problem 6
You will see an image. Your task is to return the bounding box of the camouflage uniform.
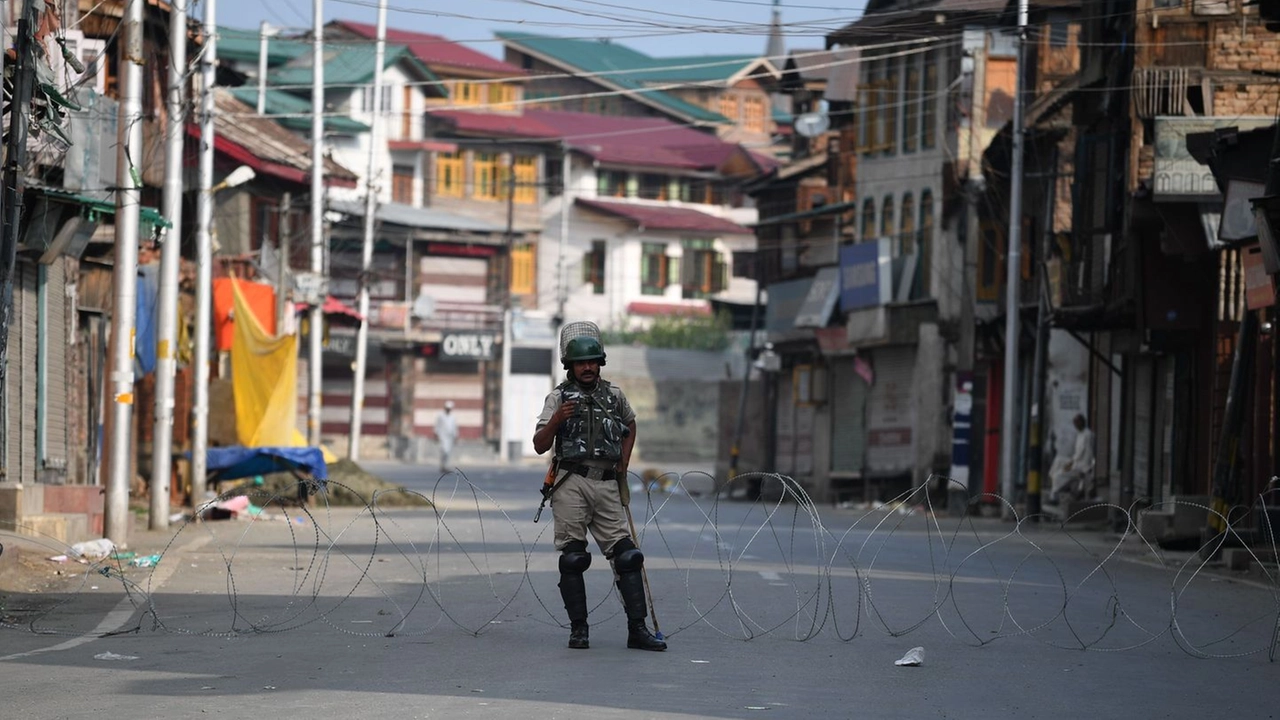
[535,336,665,651]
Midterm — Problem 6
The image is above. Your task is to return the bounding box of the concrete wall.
[603,346,744,464]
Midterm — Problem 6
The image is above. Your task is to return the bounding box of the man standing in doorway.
[435,400,459,472]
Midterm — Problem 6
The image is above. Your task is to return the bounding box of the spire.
[765,0,785,62]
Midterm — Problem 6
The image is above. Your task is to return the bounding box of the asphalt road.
[2,461,1277,719]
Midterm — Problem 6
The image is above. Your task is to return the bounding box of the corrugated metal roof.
[496,32,730,124]
[269,43,444,97]
[212,89,358,184]
[575,198,753,235]
[228,87,370,134]
[330,21,527,77]
[217,27,310,67]
[328,198,506,233]
[430,108,766,173]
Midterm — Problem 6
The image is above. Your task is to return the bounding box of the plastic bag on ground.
[895,647,925,666]
[70,539,116,560]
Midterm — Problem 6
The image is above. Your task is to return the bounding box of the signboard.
[794,266,840,328]
[1243,243,1275,310]
[440,332,497,361]
[1153,117,1273,202]
[839,239,889,312]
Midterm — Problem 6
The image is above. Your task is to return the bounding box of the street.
[2,462,1278,719]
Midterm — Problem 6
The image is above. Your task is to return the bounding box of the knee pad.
[559,541,591,574]
[614,547,644,573]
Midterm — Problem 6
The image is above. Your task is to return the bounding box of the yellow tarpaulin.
[230,278,302,448]
[229,278,336,463]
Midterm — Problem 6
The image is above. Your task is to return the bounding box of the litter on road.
[895,647,925,666]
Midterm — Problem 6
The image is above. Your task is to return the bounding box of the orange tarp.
[213,278,276,351]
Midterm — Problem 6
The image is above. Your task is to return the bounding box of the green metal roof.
[217,27,310,67]
[43,188,172,229]
[268,43,445,97]
[228,87,371,134]
[496,32,731,124]
[631,55,759,83]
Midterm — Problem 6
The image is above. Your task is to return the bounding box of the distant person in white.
[435,401,459,472]
[1050,414,1095,502]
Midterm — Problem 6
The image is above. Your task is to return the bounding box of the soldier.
[532,335,667,651]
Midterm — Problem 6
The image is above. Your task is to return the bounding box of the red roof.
[430,108,763,173]
[576,198,752,235]
[332,21,525,76]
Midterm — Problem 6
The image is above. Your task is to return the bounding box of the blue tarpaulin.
[134,262,159,375]
[203,446,329,483]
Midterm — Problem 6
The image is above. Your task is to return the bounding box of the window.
[681,238,727,299]
[392,165,415,205]
[362,84,391,114]
[977,219,1002,302]
[583,240,606,294]
[436,151,464,198]
[861,199,876,241]
[922,63,937,149]
[512,156,538,204]
[450,81,483,106]
[641,243,669,296]
[903,65,920,153]
[880,196,894,241]
[489,83,517,110]
[919,190,934,297]
[899,194,915,256]
[718,93,740,121]
[638,173,669,201]
[883,71,898,154]
[598,170,628,198]
[510,243,535,296]
[744,95,766,132]
[250,197,279,251]
[473,152,501,200]
[401,85,414,139]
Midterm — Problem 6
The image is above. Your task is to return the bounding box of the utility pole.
[500,161,516,461]
[105,0,146,545]
[1024,159,1058,519]
[0,0,40,468]
[191,0,219,505]
[728,259,764,479]
[276,192,292,327]
[308,0,326,448]
[151,0,188,530]
[256,21,272,114]
[552,146,571,382]
[348,0,387,460]
[999,0,1029,517]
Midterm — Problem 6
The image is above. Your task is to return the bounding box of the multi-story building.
[498,32,784,152]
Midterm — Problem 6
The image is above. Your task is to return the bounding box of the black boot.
[559,572,590,649]
[569,622,590,649]
[616,571,667,651]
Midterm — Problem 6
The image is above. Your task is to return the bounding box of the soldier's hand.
[552,401,577,425]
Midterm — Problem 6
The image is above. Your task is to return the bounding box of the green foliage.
[602,312,732,351]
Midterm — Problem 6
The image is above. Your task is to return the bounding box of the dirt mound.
[249,459,430,508]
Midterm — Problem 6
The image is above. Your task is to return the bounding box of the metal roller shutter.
[866,346,916,474]
[830,358,868,474]
[43,259,70,473]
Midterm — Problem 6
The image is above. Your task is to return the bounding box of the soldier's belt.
[559,461,618,482]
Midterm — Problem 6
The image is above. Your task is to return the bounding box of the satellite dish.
[794,112,830,138]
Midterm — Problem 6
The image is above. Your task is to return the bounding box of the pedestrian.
[1050,413,1095,503]
[435,400,459,472]
[532,333,666,651]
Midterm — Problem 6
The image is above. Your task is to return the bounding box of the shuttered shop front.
[866,347,916,475]
[830,358,868,474]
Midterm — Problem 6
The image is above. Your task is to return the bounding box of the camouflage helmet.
[563,336,606,366]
